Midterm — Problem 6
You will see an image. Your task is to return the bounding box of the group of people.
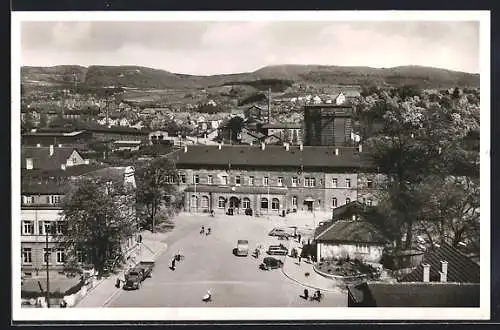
[200,226,211,236]
[302,289,323,302]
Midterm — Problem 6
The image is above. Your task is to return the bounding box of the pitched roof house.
[400,243,480,283]
[21,146,87,171]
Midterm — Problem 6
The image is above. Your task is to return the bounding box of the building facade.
[169,144,380,216]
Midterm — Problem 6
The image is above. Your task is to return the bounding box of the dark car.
[260,257,284,270]
[123,268,144,290]
[268,228,292,238]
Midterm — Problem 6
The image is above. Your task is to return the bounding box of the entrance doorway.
[229,196,240,210]
[304,200,314,212]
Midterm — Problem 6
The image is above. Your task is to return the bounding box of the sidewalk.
[281,240,345,294]
[75,236,168,308]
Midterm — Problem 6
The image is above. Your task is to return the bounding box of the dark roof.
[21,146,82,171]
[184,185,287,195]
[331,200,376,220]
[21,181,68,194]
[21,164,108,179]
[401,243,480,283]
[172,145,373,170]
[349,282,479,307]
[262,123,302,129]
[85,127,150,134]
[83,166,131,183]
[315,220,387,244]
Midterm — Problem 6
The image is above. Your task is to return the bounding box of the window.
[180,174,186,184]
[76,249,85,263]
[22,248,32,264]
[43,248,51,264]
[356,244,369,253]
[292,177,298,187]
[271,198,280,210]
[292,196,297,207]
[235,176,241,185]
[56,221,65,235]
[194,175,200,184]
[40,221,53,235]
[367,198,373,206]
[277,177,283,187]
[242,198,251,209]
[304,177,310,187]
[23,196,34,204]
[263,177,269,186]
[22,221,34,235]
[56,248,65,264]
[207,175,213,185]
[310,178,316,187]
[261,198,268,209]
[367,179,373,188]
[248,176,254,186]
[346,178,351,188]
[222,176,228,185]
[332,178,338,188]
[362,197,366,204]
[201,196,209,208]
[191,195,198,208]
[218,197,225,208]
[332,198,337,208]
[346,198,351,204]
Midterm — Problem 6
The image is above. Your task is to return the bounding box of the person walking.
[200,226,205,235]
[171,258,176,270]
[206,227,211,235]
[303,288,309,300]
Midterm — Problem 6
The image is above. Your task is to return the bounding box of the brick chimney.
[422,263,430,282]
[183,145,188,153]
[261,142,266,151]
[49,145,54,156]
[358,144,363,153]
[285,143,289,151]
[299,143,303,151]
[335,148,339,156]
[218,143,222,150]
[26,158,33,170]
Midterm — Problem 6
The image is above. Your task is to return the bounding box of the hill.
[21,64,479,90]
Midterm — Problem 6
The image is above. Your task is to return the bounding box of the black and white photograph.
[11,11,490,321]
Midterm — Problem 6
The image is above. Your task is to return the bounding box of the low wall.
[313,263,369,284]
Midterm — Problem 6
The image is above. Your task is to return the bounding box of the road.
[107,213,347,307]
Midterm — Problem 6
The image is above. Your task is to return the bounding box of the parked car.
[267,244,288,256]
[268,228,292,238]
[259,257,284,270]
[236,240,249,256]
[123,268,144,290]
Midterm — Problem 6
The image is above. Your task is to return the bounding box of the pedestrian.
[303,288,309,300]
[200,226,205,235]
[59,299,67,308]
[298,234,302,243]
[171,258,176,270]
[298,255,302,264]
[207,227,211,235]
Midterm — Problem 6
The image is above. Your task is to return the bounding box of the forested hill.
[21,64,479,90]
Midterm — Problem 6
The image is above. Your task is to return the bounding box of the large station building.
[171,143,382,216]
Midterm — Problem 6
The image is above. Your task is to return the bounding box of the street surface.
[107,213,347,307]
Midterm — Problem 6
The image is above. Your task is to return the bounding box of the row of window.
[173,175,371,188]
[22,195,62,205]
[21,247,81,264]
[22,221,66,235]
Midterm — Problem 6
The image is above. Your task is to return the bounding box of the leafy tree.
[227,116,245,142]
[58,177,137,274]
[135,157,179,233]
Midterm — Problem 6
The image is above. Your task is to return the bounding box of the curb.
[280,257,344,294]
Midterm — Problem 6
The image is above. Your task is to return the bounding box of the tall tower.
[267,87,271,123]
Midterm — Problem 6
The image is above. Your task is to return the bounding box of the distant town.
[20,65,480,309]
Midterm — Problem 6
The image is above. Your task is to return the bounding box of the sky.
[20,21,480,75]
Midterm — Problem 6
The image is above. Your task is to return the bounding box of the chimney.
[261,142,266,151]
[184,145,188,153]
[422,263,430,282]
[250,141,253,146]
[441,260,448,278]
[335,148,339,156]
[61,164,66,170]
[58,144,62,148]
[26,158,33,170]
[36,143,41,148]
[84,159,90,165]
[218,143,222,150]
[358,144,362,153]
[299,143,303,151]
[49,145,54,156]
[285,143,289,151]
[439,271,447,283]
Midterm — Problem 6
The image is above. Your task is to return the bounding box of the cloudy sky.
[20,21,480,75]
